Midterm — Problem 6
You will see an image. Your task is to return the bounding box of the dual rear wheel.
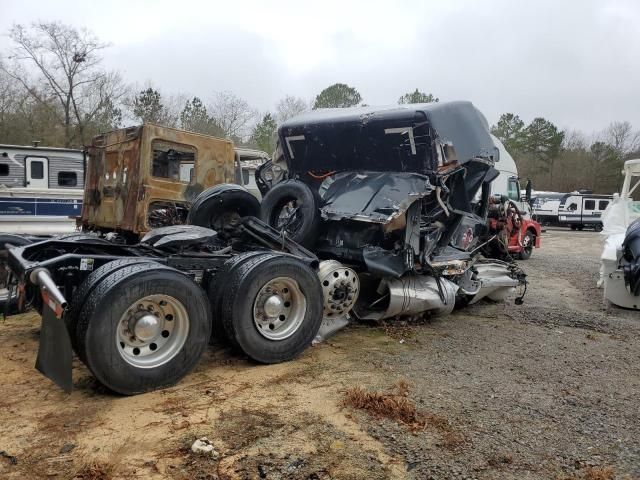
[66,253,323,394]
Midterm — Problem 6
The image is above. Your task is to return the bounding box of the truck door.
[25,156,49,189]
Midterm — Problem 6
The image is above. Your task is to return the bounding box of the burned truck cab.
[81,124,237,238]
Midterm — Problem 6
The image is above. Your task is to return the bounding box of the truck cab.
[490,135,541,259]
[80,124,268,238]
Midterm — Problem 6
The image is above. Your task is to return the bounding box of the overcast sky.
[1,0,639,134]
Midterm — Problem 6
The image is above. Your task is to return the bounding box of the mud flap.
[35,303,72,393]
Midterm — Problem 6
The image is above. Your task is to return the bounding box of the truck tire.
[65,258,162,358]
[220,253,323,364]
[187,184,260,238]
[206,251,276,345]
[260,180,321,248]
[519,232,535,260]
[75,263,211,395]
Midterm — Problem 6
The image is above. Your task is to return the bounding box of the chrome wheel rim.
[116,294,189,368]
[253,276,306,340]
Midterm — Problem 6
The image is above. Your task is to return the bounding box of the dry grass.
[559,466,616,480]
[342,380,468,449]
[342,381,425,431]
[72,461,114,480]
[583,466,615,480]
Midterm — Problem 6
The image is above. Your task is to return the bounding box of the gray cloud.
[1,0,638,132]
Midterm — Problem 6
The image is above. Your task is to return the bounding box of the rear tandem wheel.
[74,263,211,395]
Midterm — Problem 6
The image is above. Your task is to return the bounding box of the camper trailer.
[530,191,565,225]
[0,144,84,234]
[557,192,613,231]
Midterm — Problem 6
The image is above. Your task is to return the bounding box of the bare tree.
[276,95,308,123]
[2,22,125,146]
[209,91,257,139]
[562,129,588,151]
[603,121,640,156]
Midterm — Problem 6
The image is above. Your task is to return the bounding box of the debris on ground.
[191,437,218,457]
[59,442,76,454]
[0,450,17,465]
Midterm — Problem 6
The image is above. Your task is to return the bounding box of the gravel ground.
[355,229,640,480]
[0,228,638,479]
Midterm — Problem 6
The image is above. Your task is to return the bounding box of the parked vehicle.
[600,159,640,309]
[2,102,528,395]
[529,191,565,225]
[557,192,613,231]
[490,136,541,259]
[0,144,84,234]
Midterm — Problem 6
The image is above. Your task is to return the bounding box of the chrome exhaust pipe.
[30,268,68,310]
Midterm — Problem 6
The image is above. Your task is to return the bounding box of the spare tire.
[187,184,260,238]
[260,180,321,248]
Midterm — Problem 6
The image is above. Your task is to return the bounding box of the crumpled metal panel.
[140,225,217,249]
[319,171,432,224]
[81,124,235,235]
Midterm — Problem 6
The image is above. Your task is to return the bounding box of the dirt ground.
[0,229,638,480]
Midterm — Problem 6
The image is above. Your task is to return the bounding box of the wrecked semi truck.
[4,102,527,395]
[257,102,527,324]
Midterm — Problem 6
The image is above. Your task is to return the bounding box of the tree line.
[1,22,637,194]
[491,114,639,194]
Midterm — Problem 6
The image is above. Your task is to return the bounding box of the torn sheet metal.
[319,171,432,223]
[140,224,218,249]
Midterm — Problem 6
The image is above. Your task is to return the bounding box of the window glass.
[31,161,44,179]
[568,203,577,211]
[58,171,77,187]
[151,140,196,181]
[598,200,609,210]
[584,200,595,210]
[507,179,519,201]
[242,169,250,185]
[0,164,8,176]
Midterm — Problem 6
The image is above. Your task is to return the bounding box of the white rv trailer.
[557,192,613,231]
[529,191,565,225]
[0,144,85,234]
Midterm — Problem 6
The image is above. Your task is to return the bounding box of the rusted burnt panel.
[82,123,235,235]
